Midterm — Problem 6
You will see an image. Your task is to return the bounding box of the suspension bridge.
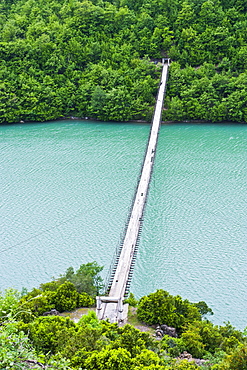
[96,58,170,324]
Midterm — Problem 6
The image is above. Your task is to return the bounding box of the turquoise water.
[0,121,246,329]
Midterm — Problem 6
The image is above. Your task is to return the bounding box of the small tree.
[53,281,79,312]
[0,289,20,323]
[136,290,201,330]
[217,344,247,370]
[29,316,76,354]
[85,347,132,370]
[63,261,104,296]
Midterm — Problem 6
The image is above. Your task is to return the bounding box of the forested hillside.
[1,0,247,123]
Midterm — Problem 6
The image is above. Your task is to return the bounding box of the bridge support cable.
[97,59,170,324]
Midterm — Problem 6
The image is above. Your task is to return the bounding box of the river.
[0,120,246,330]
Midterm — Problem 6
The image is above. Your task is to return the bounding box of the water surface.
[0,121,246,329]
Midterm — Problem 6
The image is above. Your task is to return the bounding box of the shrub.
[53,281,79,312]
[136,290,201,330]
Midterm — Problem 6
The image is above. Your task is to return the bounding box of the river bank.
[2,115,247,126]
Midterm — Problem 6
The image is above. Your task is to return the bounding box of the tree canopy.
[1,281,247,369]
[18,261,102,322]
[1,0,247,123]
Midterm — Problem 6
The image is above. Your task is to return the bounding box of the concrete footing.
[96,296,129,324]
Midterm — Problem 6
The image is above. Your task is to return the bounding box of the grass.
[127,306,156,335]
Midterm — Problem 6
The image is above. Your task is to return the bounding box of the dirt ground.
[62,305,155,335]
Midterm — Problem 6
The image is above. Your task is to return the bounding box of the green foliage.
[0,322,35,369]
[28,315,76,354]
[216,344,247,370]
[125,292,139,307]
[0,320,72,369]
[136,289,201,330]
[194,301,214,317]
[52,281,79,312]
[62,261,104,295]
[0,289,20,322]
[132,349,163,367]
[78,310,101,328]
[1,285,247,370]
[180,325,206,358]
[61,323,105,367]
[161,335,186,357]
[84,347,133,370]
[165,319,245,359]
[170,360,198,369]
[19,290,56,322]
[2,0,247,123]
[110,324,157,356]
[78,292,95,307]
[18,262,100,320]
[40,280,61,292]
[0,0,161,124]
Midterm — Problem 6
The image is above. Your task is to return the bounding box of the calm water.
[0,121,246,329]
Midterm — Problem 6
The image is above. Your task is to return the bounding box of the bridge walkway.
[96,60,170,324]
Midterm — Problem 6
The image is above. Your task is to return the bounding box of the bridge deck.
[97,61,170,323]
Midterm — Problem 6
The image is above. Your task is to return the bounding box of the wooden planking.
[97,60,170,323]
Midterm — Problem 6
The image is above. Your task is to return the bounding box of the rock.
[178,352,209,366]
[156,329,164,338]
[42,308,60,316]
[179,351,193,360]
[194,358,208,366]
[160,324,178,337]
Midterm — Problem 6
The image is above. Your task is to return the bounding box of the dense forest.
[1,0,247,123]
[1,262,247,369]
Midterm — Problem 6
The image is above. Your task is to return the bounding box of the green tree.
[53,281,79,312]
[90,85,108,120]
[111,324,157,357]
[0,318,71,369]
[194,301,214,317]
[28,316,76,354]
[217,344,247,370]
[137,290,201,330]
[132,349,162,367]
[85,347,133,370]
[63,261,104,295]
[19,291,56,322]
[180,326,205,358]
[0,289,20,323]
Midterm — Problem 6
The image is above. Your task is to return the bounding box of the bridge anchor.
[96,296,128,324]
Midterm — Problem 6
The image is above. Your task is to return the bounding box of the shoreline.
[1,116,247,126]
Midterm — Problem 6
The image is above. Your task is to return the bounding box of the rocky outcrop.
[155,324,178,338]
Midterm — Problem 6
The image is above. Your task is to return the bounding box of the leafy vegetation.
[1,277,247,369]
[17,261,102,322]
[1,0,247,123]
[137,289,202,330]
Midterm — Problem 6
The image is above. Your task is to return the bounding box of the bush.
[0,289,20,323]
[29,316,76,354]
[124,293,139,307]
[216,344,247,370]
[85,347,132,370]
[161,335,185,357]
[136,290,201,330]
[78,292,95,307]
[53,281,79,312]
